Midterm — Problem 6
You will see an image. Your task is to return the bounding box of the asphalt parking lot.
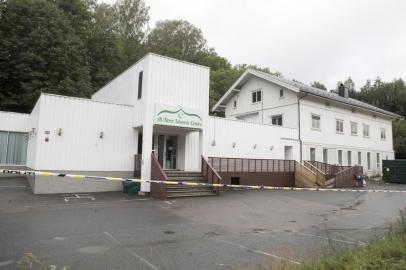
[1,177,406,270]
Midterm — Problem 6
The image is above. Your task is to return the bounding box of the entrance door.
[165,136,177,170]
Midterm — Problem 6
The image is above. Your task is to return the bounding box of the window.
[338,150,343,165]
[311,114,320,130]
[233,100,237,108]
[336,119,344,133]
[377,153,380,170]
[358,152,362,165]
[367,152,371,170]
[310,148,316,161]
[137,71,143,99]
[279,89,284,98]
[350,122,358,135]
[380,128,386,140]
[271,115,283,126]
[347,151,352,165]
[252,90,262,103]
[323,148,328,163]
[0,131,28,165]
[363,124,370,137]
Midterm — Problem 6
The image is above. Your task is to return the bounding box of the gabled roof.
[212,69,403,119]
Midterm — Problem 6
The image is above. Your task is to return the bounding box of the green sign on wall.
[154,104,203,129]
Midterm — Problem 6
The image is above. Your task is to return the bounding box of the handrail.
[151,152,168,180]
[303,160,325,175]
[202,155,222,195]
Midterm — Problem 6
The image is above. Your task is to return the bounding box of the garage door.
[0,131,28,165]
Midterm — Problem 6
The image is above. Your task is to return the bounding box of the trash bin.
[354,174,363,187]
[122,180,140,195]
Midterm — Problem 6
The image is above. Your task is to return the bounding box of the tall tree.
[0,0,91,113]
[310,81,327,90]
[147,19,208,62]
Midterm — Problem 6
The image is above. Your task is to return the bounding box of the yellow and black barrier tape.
[1,169,406,193]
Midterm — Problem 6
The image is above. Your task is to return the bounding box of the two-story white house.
[213,69,403,176]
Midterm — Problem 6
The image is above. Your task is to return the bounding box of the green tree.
[310,81,327,90]
[393,120,406,159]
[0,0,91,112]
[147,19,209,62]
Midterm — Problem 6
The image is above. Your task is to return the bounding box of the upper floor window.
[311,114,320,130]
[137,71,143,99]
[271,115,283,126]
[336,119,344,134]
[233,100,237,109]
[279,89,284,98]
[363,124,370,138]
[252,90,262,103]
[350,122,358,135]
[380,128,386,140]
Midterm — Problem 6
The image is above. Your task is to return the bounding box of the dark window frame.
[137,71,143,100]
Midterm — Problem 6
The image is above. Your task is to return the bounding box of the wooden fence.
[208,157,295,173]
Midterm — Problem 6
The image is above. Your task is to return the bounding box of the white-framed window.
[357,152,362,165]
[323,148,328,163]
[336,119,344,134]
[367,152,371,170]
[377,153,380,170]
[380,128,386,140]
[347,151,352,165]
[310,147,316,161]
[311,114,321,130]
[279,89,284,98]
[233,100,237,109]
[271,114,283,126]
[350,122,358,135]
[363,124,370,138]
[252,90,262,103]
[338,150,343,165]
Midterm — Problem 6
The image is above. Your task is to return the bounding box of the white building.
[213,69,402,176]
[0,53,401,194]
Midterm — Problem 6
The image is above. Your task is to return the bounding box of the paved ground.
[0,177,406,270]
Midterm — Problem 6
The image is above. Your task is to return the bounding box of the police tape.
[1,169,406,193]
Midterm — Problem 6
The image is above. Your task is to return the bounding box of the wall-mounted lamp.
[253,144,257,149]
[232,142,236,148]
[211,140,216,146]
[269,145,274,151]
[99,132,104,139]
[57,128,63,136]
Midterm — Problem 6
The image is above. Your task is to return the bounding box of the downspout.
[298,93,307,162]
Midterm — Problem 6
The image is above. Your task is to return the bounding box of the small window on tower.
[233,100,237,108]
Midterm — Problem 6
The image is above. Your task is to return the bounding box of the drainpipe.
[298,93,307,162]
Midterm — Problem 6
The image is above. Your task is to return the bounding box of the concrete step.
[166,176,206,182]
[167,186,213,191]
[165,171,202,177]
[325,178,335,188]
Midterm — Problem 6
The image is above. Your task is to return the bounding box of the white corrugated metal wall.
[34,94,136,171]
[206,117,299,160]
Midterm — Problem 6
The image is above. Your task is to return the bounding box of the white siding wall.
[26,100,41,168]
[224,77,298,128]
[34,94,136,171]
[300,95,395,175]
[206,117,299,160]
[0,111,29,132]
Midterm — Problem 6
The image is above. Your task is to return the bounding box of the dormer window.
[279,89,284,98]
[252,90,262,103]
[233,100,237,109]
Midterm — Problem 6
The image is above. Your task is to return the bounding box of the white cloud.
[104,0,406,89]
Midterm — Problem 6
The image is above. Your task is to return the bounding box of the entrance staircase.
[164,171,216,198]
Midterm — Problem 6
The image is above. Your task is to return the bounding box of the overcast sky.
[106,0,406,90]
